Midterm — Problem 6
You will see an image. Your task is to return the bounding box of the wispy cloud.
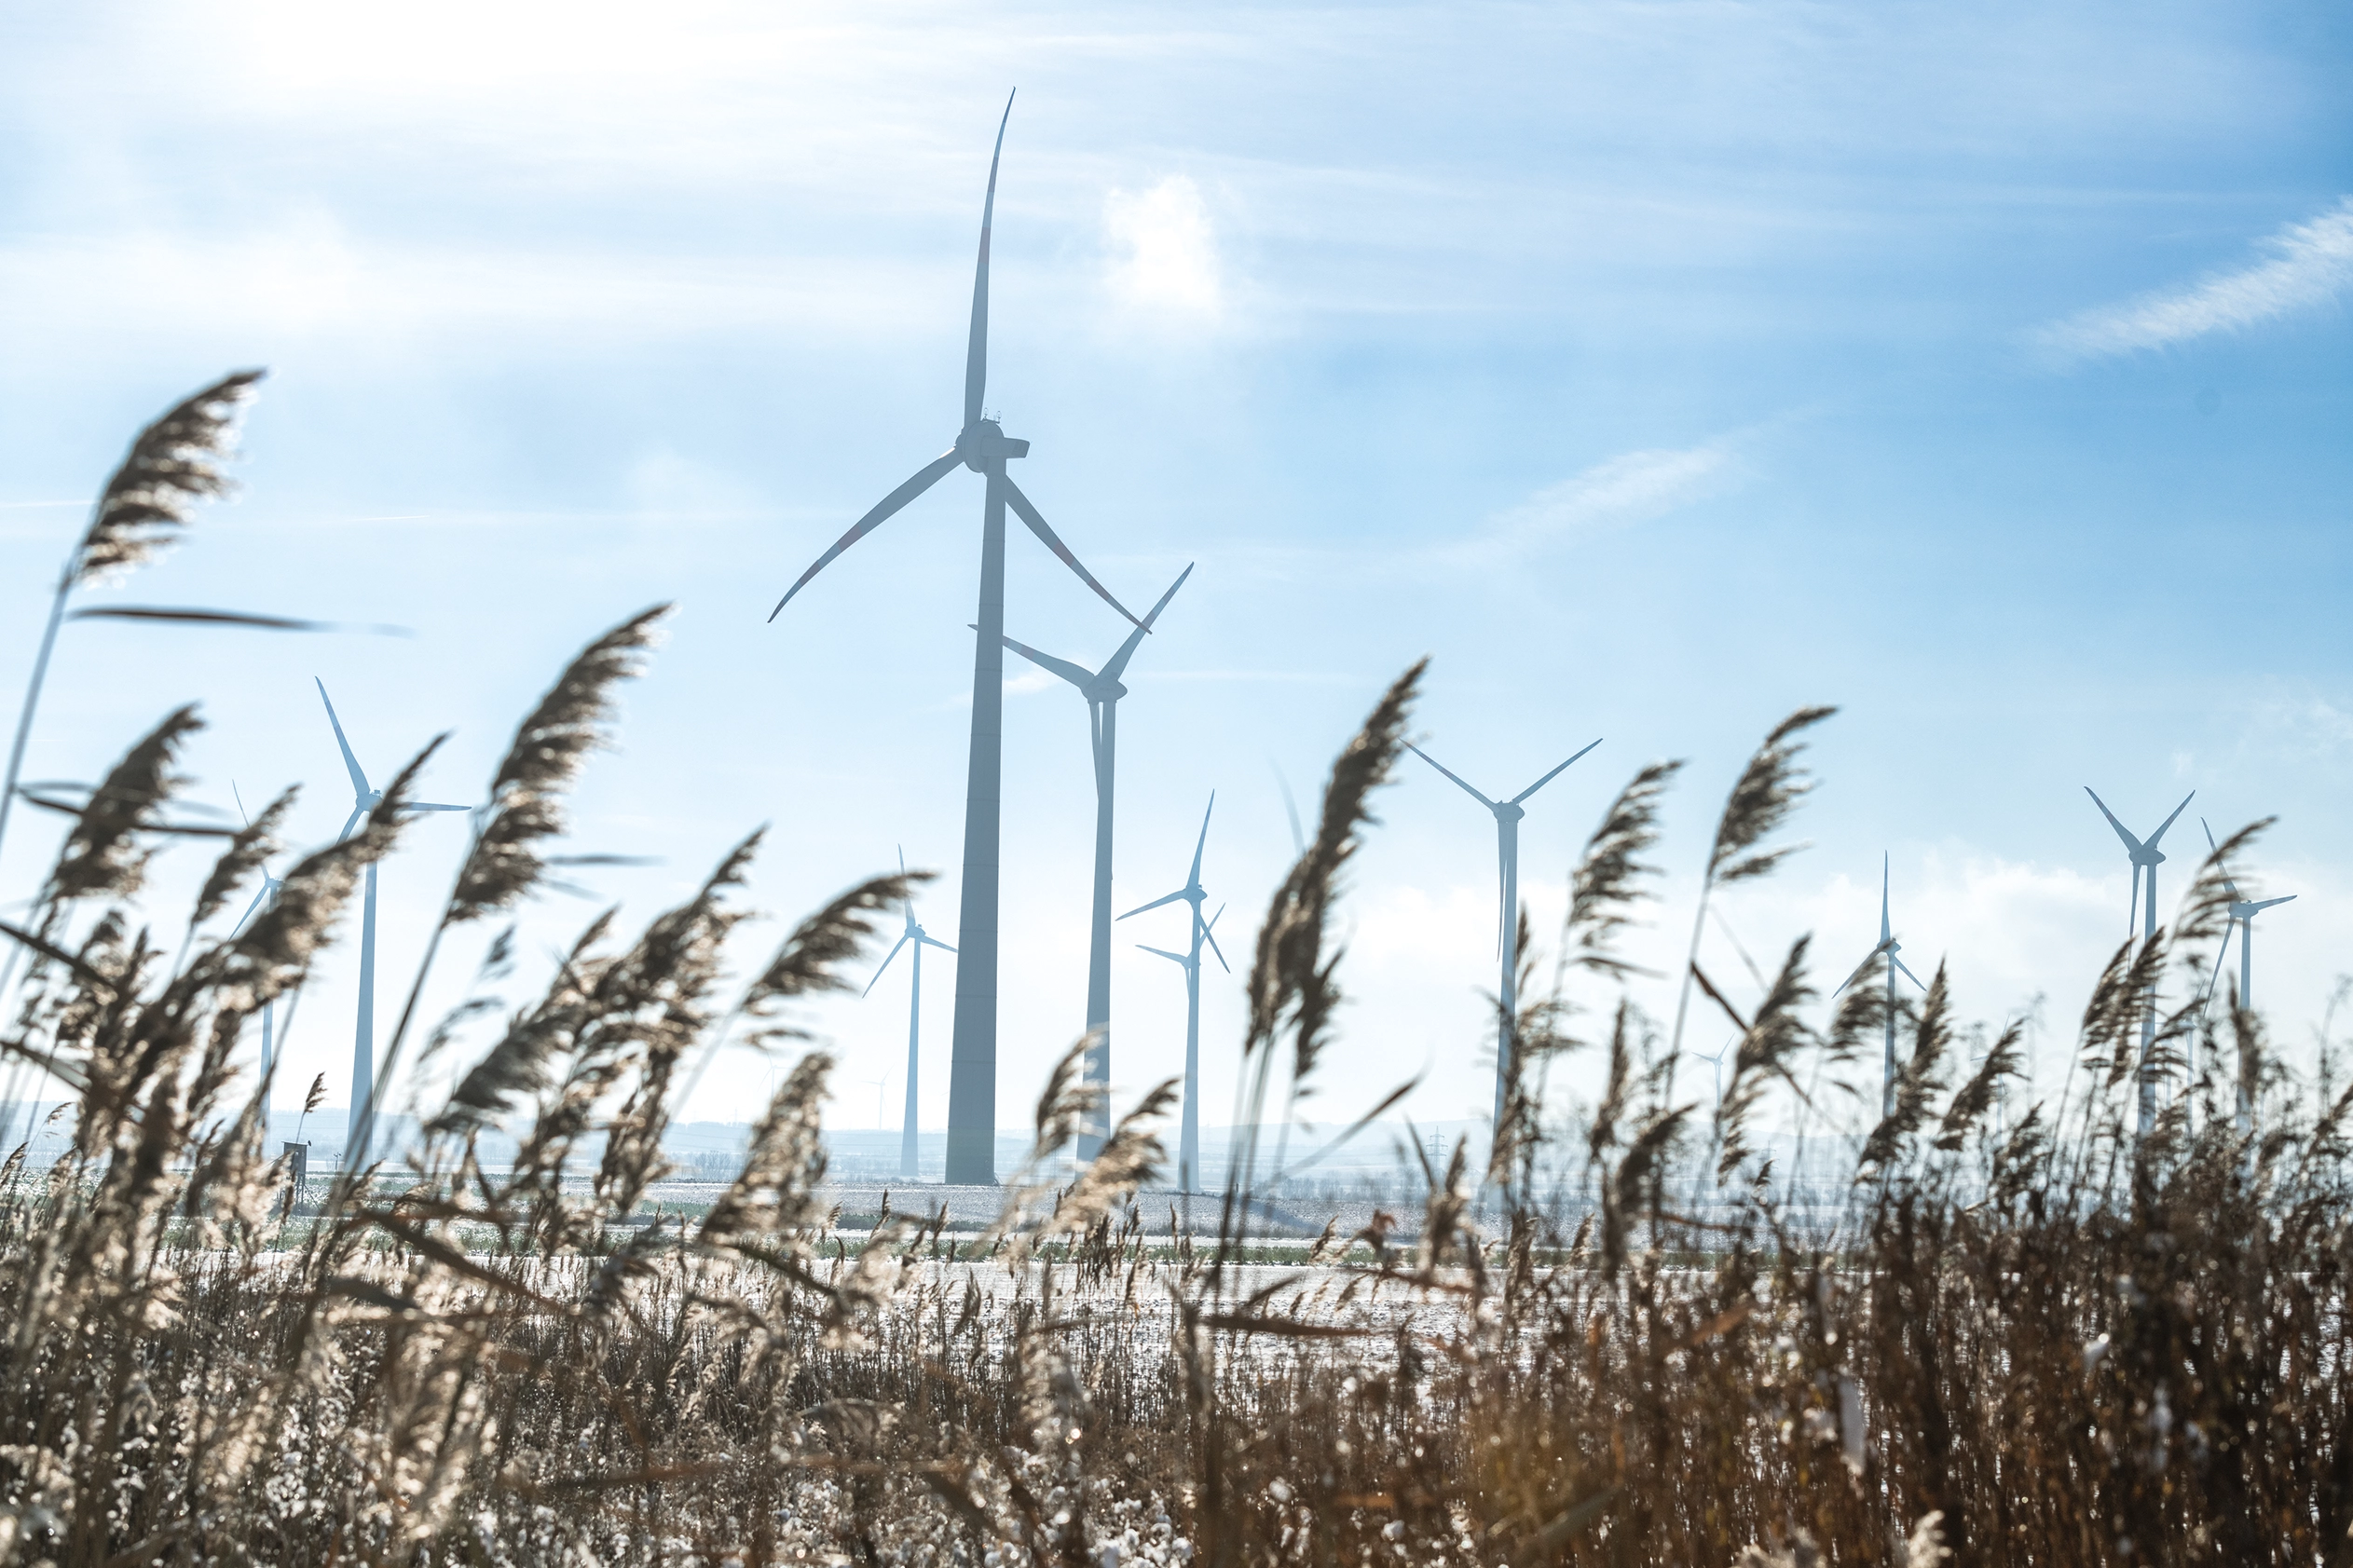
[1436,439,1741,566]
[2035,197,2353,363]
[1102,176,1224,320]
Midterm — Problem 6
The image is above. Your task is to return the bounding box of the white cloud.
[1102,177,1224,318]
[1439,440,1739,566]
[2035,196,2353,363]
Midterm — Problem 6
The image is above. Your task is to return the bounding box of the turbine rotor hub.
[956,418,1030,471]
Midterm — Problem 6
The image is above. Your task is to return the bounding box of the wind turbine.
[1834,853,1929,1119]
[317,679,472,1162]
[227,784,287,1084]
[766,93,1143,1185]
[2199,818,2294,1136]
[1121,795,1227,1194]
[994,564,1193,1159]
[1404,737,1600,1135]
[2086,786,2195,1138]
[863,850,956,1180]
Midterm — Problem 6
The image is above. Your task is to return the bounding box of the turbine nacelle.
[956,418,1029,470]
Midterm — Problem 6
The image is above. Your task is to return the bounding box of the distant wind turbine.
[1122,795,1227,1193]
[766,93,1143,1185]
[1404,737,1600,1134]
[227,784,286,1084]
[994,564,1193,1158]
[863,850,956,1180]
[1834,854,1929,1119]
[2086,786,2195,1138]
[316,680,471,1161]
[2199,818,2294,1137]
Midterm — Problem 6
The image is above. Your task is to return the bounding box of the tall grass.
[0,429,2346,1567]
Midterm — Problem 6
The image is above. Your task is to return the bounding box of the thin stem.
[1662,877,1715,1107]
[0,571,71,881]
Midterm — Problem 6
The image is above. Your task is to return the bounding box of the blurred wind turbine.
[1834,853,1929,1119]
[317,680,471,1161]
[995,564,1192,1159]
[227,784,286,1084]
[863,850,956,1180]
[766,93,1143,1184]
[1405,737,1600,1134]
[2199,818,2294,1136]
[1122,795,1227,1193]
[2086,786,2195,1138]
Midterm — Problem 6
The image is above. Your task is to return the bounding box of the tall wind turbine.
[2199,819,2294,1136]
[996,564,1193,1158]
[1121,795,1226,1193]
[2086,786,2195,1138]
[863,850,956,1180]
[1404,737,1600,1134]
[1834,854,1929,1119]
[767,93,1143,1185]
[317,680,471,1160]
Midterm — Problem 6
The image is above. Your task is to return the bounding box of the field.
[2,386,2349,1566]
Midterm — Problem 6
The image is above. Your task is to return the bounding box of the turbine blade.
[965,91,1015,431]
[862,934,911,999]
[1099,563,1195,685]
[2147,790,2196,849]
[2127,860,2141,938]
[402,802,472,813]
[769,451,961,620]
[1119,889,1188,920]
[997,632,1095,689]
[1201,921,1231,975]
[1272,762,1306,857]
[2084,786,2143,855]
[229,879,272,937]
[1832,951,1879,998]
[1136,944,1190,966]
[1880,852,1892,945]
[2250,894,2296,913]
[1508,736,1602,805]
[920,934,959,953]
[336,804,366,843]
[1189,792,1216,885]
[315,678,372,800]
[2199,816,2244,899]
[1000,478,1143,626]
[1405,743,1496,808]
[1892,955,1929,990]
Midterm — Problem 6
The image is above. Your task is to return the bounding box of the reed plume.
[190,786,294,930]
[449,604,671,923]
[0,371,263,879]
[1666,705,1836,1085]
[1564,760,1682,980]
[47,706,203,907]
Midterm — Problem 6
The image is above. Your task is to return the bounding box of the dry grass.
[0,414,2347,1566]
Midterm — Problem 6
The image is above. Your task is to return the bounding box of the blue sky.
[0,2,2347,1150]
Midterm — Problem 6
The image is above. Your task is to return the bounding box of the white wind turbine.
[226,784,287,1085]
[1834,854,1929,1119]
[1405,737,1600,1134]
[316,680,472,1159]
[766,93,1144,1185]
[2199,818,2294,1137]
[862,850,956,1180]
[995,564,1193,1159]
[2086,786,2195,1138]
[1121,795,1226,1194]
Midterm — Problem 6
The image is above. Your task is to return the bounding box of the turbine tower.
[317,680,471,1160]
[767,94,1142,1184]
[2199,819,2294,1137]
[2086,786,2195,1138]
[1121,795,1226,1193]
[1404,737,1600,1134]
[863,850,956,1180]
[1834,853,1929,1119]
[995,564,1194,1158]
